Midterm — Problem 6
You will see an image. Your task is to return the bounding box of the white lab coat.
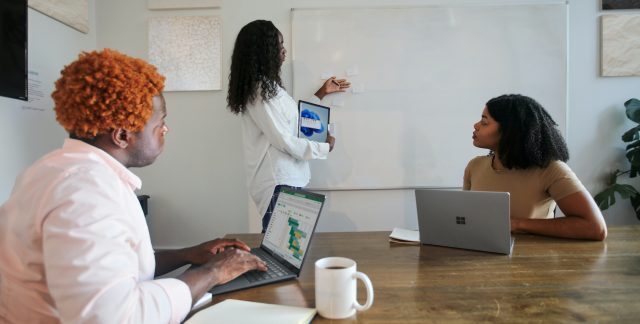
[241,86,330,218]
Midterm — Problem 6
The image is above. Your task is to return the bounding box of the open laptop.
[210,187,325,295]
[414,189,514,255]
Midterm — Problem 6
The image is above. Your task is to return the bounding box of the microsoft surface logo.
[456,216,466,225]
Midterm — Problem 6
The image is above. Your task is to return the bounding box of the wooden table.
[198,226,640,322]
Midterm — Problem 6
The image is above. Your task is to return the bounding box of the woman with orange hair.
[0,49,266,323]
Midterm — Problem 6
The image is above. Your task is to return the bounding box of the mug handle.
[352,272,374,311]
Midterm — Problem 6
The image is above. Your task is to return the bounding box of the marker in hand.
[316,77,350,100]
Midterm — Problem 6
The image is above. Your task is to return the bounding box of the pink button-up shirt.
[0,139,191,323]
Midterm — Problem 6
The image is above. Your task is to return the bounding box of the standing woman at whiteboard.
[464,94,607,240]
[227,20,350,232]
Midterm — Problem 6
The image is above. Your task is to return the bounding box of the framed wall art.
[602,14,640,76]
[148,0,221,10]
[28,0,88,33]
[148,16,222,91]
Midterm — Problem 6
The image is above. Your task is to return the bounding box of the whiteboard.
[292,3,567,190]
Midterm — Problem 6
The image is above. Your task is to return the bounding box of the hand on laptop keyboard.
[205,248,267,286]
[245,254,288,283]
[186,238,253,265]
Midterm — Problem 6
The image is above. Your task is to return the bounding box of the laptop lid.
[415,189,513,255]
[298,100,330,142]
[260,187,325,275]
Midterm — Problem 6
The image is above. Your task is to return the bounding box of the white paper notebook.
[389,227,420,245]
[186,299,317,324]
[192,293,212,311]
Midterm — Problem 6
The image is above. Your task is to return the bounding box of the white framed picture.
[148,0,221,10]
[28,0,89,33]
[149,16,222,91]
[602,14,640,76]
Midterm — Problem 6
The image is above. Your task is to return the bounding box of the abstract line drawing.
[602,14,640,76]
[29,0,89,33]
[149,16,222,91]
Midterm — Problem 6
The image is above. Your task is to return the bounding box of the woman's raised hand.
[315,77,351,100]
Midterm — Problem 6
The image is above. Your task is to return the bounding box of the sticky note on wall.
[346,65,359,76]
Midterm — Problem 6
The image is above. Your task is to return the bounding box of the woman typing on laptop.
[464,94,607,241]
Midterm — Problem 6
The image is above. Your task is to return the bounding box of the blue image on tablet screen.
[300,109,324,136]
[299,102,329,142]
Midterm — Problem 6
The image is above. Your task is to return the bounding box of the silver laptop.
[414,189,514,255]
[210,187,325,295]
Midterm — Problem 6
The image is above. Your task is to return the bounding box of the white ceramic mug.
[315,257,374,319]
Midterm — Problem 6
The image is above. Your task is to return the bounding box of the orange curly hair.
[52,49,165,139]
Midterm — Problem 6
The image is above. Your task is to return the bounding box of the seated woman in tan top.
[464,94,607,241]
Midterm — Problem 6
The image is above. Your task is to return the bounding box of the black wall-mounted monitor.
[0,0,27,101]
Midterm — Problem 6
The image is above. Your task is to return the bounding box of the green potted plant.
[594,98,640,220]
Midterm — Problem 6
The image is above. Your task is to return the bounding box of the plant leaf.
[626,147,640,167]
[622,125,640,142]
[608,170,619,185]
[631,194,640,221]
[594,188,616,210]
[594,184,639,210]
[625,98,640,123]
[626,140,640,151]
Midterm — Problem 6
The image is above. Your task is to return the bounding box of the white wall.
[0,2,96,200]
[567,2,640,226]
[95,0,448,248]
[0,0,625,249]
[92,0,640,251]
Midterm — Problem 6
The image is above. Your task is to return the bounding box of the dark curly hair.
[487,94,569,169]
[52,49,165,139]
[227,20,283,114]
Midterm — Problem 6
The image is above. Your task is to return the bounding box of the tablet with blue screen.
[298,100,330,142]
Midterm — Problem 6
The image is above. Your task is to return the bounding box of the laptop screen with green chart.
[210,187,324,295]
[261,187,324,269]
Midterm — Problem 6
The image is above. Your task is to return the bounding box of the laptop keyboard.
[245,250,290,283]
